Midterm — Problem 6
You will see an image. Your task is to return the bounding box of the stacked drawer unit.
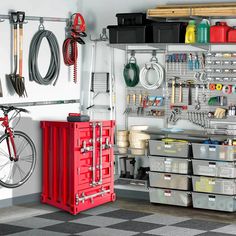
[149,140,192,207]
[192,143,236,212]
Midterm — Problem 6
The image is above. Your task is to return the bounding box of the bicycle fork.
[5,129,18,162]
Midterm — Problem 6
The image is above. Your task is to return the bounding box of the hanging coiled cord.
[139,62,164,90]
[123,63,140,87]
[28,30,60,86]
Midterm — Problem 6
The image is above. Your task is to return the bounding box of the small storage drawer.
[192,160,236,178]
[149,156,192,174]
[149,172,192,190]
[192,176,236,195]
[192,143,236,161]
[149,188,192,207]
[192,192,236,212]
[152,22,187,43]
[116,13,148,26]
[149,140,190,158]
[107,25,150,43]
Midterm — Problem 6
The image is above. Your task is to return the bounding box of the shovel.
[15,11,26,97]
[6,12,18,94]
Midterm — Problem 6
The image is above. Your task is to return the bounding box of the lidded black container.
[152,22,187,43]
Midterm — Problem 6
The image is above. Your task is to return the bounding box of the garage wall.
[0,0,81,202]
[79,0,231,131]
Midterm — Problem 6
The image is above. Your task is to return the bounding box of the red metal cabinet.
[41,120,116,215]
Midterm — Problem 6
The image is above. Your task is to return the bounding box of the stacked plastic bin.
[148,139,193,207]
[192,143,236,212]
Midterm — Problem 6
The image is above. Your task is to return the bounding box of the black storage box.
[116,13,150,26]
[152,22,187,43]
[108,25,149,43]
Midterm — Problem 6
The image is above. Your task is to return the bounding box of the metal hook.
[129,50,136,64]
[150,50,158,63]
[39,17,45,30]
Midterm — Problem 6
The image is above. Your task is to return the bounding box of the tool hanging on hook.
[6,11,26,97]
[62,13,87,83]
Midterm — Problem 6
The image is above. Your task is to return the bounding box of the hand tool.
[179,82,183,103]
[194,54,200,70]
[127,94,130,105]
[188,53,193,71]
[15,11,26,97]
[195,85,200,110]
[6,12,19,95]
[171,77,176,104]
[170,105,188,110]
[132,93,136,104]
[187,80,194,105]
[138,93,142,106]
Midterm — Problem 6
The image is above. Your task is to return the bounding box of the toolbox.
[107,25,150,43]
[192,143,236,161]
[116,13,149,26]
[41,120,116,215]
[149,172,192,190]
[192,176,236,195]
[152,22,187,43]
[149,188,192,207]
[149,140,191,158]
[192,160,236,178]
[192,192,236,212]
[149,156,192,174]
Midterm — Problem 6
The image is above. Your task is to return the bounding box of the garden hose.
[28,29,60,86]
[139,62,164,90]
[123,63,139,87]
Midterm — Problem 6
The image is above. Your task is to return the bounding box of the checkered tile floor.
[1,205,236,236]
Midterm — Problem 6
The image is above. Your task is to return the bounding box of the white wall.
[0,0,81,200]
[80,0,236,131]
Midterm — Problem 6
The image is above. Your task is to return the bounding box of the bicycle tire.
[0,131,36,188]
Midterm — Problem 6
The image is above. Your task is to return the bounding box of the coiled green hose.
[123,63,139,87]
[28,30,60,86]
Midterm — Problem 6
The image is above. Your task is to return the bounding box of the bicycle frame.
[0,114,17,161]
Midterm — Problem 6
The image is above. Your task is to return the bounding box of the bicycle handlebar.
[0,105,29,114]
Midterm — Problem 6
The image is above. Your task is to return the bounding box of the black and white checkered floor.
[0,204,236,236]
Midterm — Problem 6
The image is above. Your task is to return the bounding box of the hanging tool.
[6,12,26,97]
[195,85,200,110]
[171,77,176,104]
[187,80,194,105]
[194,53,200,70]
[63,13,87,83]
[15,11,26,97]
[188,53,193,71]
[179,82,183,103]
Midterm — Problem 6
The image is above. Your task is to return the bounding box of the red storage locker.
[40,120,116,215]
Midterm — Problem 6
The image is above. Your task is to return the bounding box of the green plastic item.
[197,19,210,43]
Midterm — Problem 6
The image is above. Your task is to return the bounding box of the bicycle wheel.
[0,131,36,188]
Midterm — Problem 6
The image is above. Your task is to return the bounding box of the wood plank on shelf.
[155,2,236,9]
[148,2,236,18]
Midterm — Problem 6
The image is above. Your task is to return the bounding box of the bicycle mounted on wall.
[0,105,36,188]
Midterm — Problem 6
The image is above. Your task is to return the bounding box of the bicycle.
[0,105,36,188]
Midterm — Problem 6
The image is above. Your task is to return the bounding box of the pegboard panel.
[165,51,236,129]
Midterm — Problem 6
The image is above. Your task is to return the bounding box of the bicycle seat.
[0,105,29,114]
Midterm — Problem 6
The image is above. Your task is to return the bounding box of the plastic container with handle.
[185,20,196,44]
[210,22,231,43]
[197,19,210,43]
